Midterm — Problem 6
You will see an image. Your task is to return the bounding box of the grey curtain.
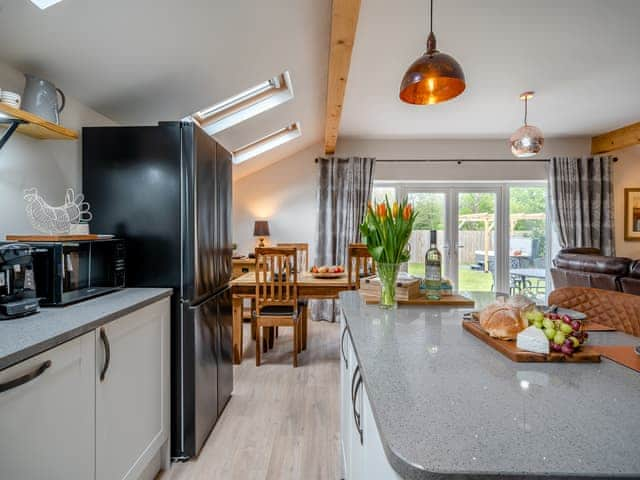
[549,156,615,255]
[311,157,376,321]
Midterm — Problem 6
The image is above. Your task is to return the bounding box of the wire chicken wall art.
[24,188,93,235]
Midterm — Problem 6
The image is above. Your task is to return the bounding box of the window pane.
[407,192,446,277]
[458,192,496,293]
[509,186,547,302]
[372,186,396,204]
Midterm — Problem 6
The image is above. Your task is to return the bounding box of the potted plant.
[359,196,417,309]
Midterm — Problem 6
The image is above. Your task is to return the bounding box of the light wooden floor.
[159,320,341,480]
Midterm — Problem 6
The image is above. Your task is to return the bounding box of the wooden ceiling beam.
[591,121,640,154]
[323,0,362,155]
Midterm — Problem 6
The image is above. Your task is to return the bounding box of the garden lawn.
[407,263,494,292]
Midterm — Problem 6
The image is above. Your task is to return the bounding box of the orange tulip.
[403,204,412,221]
[377,203,387,219]
[367,200,373,213]
[392,201,399,218]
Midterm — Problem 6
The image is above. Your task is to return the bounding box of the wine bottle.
[425,230,442,300]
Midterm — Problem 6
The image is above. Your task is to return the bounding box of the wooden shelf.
[0,103,78,140]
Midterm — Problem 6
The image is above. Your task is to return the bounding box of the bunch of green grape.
[525,310,588,356]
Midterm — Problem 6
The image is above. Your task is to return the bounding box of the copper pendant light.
[510,91,544,158]
[399,0,466,105]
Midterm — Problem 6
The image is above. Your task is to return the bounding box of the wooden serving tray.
[362,293,475,307]
[6,234,103,241]
[462,320,601,363]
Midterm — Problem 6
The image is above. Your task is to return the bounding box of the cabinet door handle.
[351,365,359,404]
[0,360,52,394]
[100,328,111,382]
[352,370,363,445]
[340,327,349,369]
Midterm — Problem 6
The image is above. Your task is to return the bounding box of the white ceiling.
[341,0,640,139]
[0,0,638,178]
[0,0,330,177]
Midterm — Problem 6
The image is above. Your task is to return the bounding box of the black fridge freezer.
[82,121,233,459]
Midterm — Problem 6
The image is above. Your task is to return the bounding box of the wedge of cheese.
[516,326,550,354]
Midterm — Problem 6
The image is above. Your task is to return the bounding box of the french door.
[403,186,505,292]
[373,182,549,297]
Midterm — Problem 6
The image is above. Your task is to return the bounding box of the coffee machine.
[0,243,40,319]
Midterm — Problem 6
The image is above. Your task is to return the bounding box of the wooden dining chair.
[348,243,376,289]
[277,243,309,273]
[254,247,303,367]
[276,243,310,346]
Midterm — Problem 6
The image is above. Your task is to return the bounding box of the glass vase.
[376,262,401,309]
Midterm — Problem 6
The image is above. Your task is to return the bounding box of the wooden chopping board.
[361,292,474,307]
[6,234,104,241]
[462,320,601,363]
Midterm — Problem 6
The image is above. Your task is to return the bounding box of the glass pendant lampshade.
[510,92,544,158]
[399,0,465,105]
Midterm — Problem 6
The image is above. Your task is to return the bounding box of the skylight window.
[29,0,64,9]
[232,122,301,164]
[193,71,294,135]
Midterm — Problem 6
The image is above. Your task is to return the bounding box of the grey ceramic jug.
[21,74,66,124]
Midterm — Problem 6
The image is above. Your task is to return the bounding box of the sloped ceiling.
[0,0,331,178]
[0,0,638,180]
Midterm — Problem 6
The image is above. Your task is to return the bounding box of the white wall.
[232,143,323,259]
[0,61,115,237]
[338,137,591,182]
[613,144,640,258]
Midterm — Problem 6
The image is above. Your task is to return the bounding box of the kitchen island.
[339,291,640,480]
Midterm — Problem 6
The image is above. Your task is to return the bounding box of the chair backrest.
[348,243,376,289]
[254,247,298,312]
[548,286,640,337]
[277,243,309,273]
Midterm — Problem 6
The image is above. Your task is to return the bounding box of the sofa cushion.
[629,261,640,279]
[620,277,640,296]
[558,247,602,255]
[550,267,620,292]
[553,253,632,276]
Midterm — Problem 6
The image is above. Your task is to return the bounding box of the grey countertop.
[340,291,640,480]
[0,288,173,371]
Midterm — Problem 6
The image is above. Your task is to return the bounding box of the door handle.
[352,369,363,445]
[99,328,111,382]
[340,327,349,369]
[0,360,52,394]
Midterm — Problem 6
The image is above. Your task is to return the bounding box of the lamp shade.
[253,220,270,237]
[399,38,466,105]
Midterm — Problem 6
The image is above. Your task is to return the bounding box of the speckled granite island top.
[340,291,640,480]
[0,288,173,371]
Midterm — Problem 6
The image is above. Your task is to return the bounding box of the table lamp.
[253,220,270,248]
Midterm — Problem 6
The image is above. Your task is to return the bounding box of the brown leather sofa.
[551,248,639,295]
[548,287,640,337]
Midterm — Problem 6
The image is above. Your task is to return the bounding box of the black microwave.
[30,239,126,306]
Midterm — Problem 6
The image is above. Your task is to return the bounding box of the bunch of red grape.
[526,310,588,356]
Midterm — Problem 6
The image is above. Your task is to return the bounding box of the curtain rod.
[315,157,618,164]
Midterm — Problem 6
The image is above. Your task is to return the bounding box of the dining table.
[229,271,351,364]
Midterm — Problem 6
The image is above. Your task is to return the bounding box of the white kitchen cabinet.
[96,297,171,480]
[341,325,402,480]
[340,317,352,477]
[0,331,96,480]
[361,386,402,480]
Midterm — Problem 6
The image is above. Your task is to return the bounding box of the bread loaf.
[478,297,532,340]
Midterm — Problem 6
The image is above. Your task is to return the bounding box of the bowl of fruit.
[524,309,589,356]
[310,265,345,278]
